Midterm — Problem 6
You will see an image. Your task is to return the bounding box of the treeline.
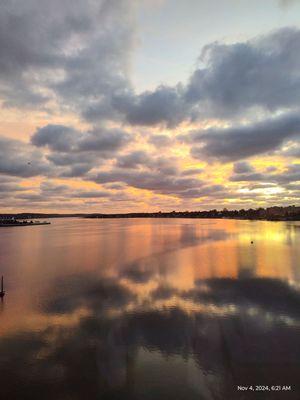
[86,206,300,221]
[2,206,300,221]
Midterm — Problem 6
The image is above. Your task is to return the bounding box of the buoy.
[0,276,5,298]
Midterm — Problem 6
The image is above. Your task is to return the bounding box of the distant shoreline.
[84,213,300,222]
[1,206,300,222]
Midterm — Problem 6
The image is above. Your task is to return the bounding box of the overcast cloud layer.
[0,0,300,212]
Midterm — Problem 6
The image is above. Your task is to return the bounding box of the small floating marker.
[0,276,5,298]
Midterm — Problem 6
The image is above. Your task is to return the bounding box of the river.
[0,218,299,399]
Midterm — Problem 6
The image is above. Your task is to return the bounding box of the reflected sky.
[0,218,300,399]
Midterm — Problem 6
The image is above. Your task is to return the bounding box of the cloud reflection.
[1,272,300,399]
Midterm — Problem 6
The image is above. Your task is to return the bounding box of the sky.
[0,0,300,213]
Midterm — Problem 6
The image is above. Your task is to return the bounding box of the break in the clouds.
[1,0,300,211]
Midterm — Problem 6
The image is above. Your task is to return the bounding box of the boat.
[0,276,5,298]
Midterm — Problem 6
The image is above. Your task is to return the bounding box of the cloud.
[279,141,300,158]
[111,26,300,128]
[113,84,188,127]
[31,124,132,176]
[0,176,28,194]
[181,168,203,176]
[91,163,224,198]
[117,26,300,127]
[186,277,300,319]
[121,262,154,284]
[0,0,136,118]
[229,163,300,186]
[1,0,300,130]
[0,136,52,177]
[148,134,173,148]
[1,3,300,209]
[31,124,131,153]
[185,27,300,119]
[115,150,150,169]
[2,271,300,400]
[182,111,300,162]
[31,125,77,152]
[93,169,199,195]
[230,172,267,182]
[13,180,116,204]
[115,151,179,175]
[275,163,300,184]
[43,274,135,315]
[233,162,254,174]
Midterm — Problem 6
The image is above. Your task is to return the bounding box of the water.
[0,218,300,399]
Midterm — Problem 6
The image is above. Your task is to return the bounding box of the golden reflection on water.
[1,218,300,333]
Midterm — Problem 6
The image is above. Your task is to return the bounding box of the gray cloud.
[31,124,131,153]
[230,163,300,186]
[39,181,115,200]
[0,0,135,118]
[275,163,300,184]
[113,85,188,127]
[0,180,28,193]
[115,150,150,169]
[31,125,77,152]
[92,168,224,198]
[185,27,300,119]
[3,0,299,129]
[72,190,111,199]
[115,151,180,176]
[31,124,132,176]
[182,111,300,162]
[13,180,115,204]
[230,162,267,182]
[1,2,300,208]
[117,26,300,127]
[230,172,267,182]
[148,134,173,148]
[233,162,254,174]
[113,26,300,127]
[279,141,300,158]
[181,168,203,176]
[0,137,52,177]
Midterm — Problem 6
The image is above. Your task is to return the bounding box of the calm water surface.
[0,218,300,399]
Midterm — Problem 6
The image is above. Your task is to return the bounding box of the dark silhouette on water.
[0,276,5,298]
[0,217,50,227]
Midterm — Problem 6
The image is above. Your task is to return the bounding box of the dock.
[0,219,50,227]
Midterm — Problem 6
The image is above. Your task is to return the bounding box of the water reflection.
[0,218,300,399]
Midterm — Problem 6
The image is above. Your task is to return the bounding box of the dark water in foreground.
[0,218,300,399]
